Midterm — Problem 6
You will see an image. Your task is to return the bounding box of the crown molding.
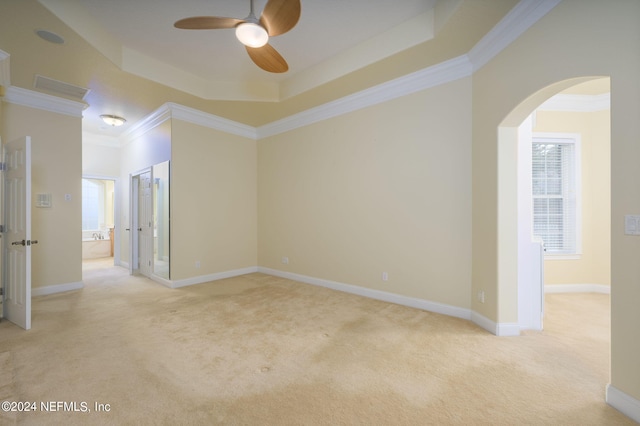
[537,93,610,112]
[258,55,472,139]
[120,102,257,146]
[101,0,563,142]
[168,103,257,139]
[119,55,471,143]
[38,0,558,102]
[119,103,172,145]
[3,85,86,117]
[468,0,562,71]
[258,0,562,138]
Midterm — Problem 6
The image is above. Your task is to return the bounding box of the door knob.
[10,239,38,246]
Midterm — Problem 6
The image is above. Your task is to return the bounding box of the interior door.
[138,171,153,277]
[2,136,32,330]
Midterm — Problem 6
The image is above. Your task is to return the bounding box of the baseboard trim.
[171,266,258,288]
[606,384,640,423]
[149,274,173,289]
[470,311,520,337]
[32,281,84,297]
[257,267,471,320]
[545,284,610,294]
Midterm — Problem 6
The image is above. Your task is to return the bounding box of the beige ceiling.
[1,0,523,137]
[38,0,439,101]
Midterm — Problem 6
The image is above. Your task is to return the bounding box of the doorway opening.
[130,161,170,283]
[498,77,611,386]
[507,77,611,331]
[81,176,117,270]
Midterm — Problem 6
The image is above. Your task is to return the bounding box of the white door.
[2,136,32,330]
[138,171,153,277]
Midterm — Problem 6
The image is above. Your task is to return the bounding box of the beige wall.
[534,109,610,286]
[3,0,640,413]
[1,102,82,289]
[171,119,257,280]
[117,116,257,281]
[258,78,472,308]
[82,142,120,178]
[472,0,640,402]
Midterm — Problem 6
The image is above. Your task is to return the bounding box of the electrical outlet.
[477,290,485,303]
[281,257,289,265]
[382,272,389,281]
[195,261,201,269]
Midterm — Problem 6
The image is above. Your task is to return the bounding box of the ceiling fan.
[174,0,301,73]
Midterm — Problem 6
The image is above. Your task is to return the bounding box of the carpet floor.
[0,258,636,425]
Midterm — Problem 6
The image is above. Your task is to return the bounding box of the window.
[532,135,581,256]
[82,178,114,231]
[82,179,103,231]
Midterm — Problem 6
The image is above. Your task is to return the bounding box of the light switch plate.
[35,193,52,208]
[624,215,640,235]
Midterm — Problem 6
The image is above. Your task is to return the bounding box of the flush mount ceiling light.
[100,114,126,127]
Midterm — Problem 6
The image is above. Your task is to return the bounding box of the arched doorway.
[497,76,611,330]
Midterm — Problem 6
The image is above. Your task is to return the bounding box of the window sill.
[544,254,582,261]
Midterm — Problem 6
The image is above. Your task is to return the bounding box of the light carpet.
[0,258,636,425]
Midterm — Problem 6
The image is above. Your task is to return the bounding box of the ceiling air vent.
[33,74,90,100]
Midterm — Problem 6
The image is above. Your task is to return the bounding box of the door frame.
[129,168,152,277]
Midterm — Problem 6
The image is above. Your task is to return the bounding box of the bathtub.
[82,238,112,259]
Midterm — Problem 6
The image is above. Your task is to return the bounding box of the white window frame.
[532,132,582,260]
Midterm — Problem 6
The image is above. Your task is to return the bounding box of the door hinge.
[0,225,4,233]
[0,288,3,296]
[0,162,5,171]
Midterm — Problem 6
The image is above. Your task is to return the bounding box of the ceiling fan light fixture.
[100,114,126,127]
[235,22,268,48]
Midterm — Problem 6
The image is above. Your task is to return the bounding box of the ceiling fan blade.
[245,44,289,73]
[174,16,243,30]
[260,0,301,36]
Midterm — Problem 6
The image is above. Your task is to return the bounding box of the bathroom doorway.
[82,176,117,267]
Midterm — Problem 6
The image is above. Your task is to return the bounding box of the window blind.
[532,141,577,254]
